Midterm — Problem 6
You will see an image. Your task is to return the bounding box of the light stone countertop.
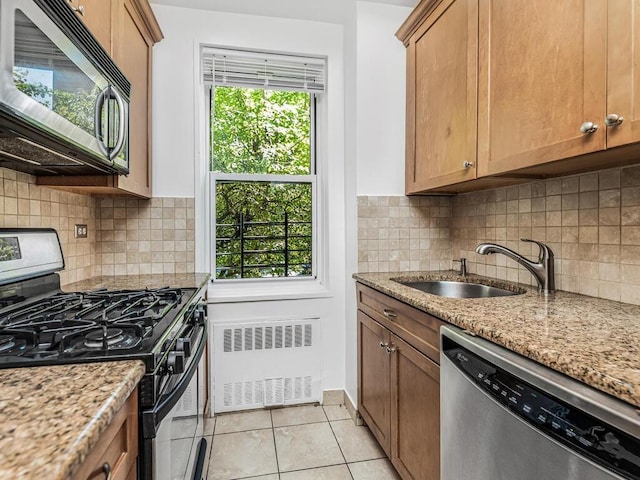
[63,272,211,292]
[0,360,145,480]
[354,271,640,408]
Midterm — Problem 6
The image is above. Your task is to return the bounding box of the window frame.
[209,87,320,284]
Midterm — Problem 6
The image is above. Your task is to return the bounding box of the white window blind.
[202,48,326,93]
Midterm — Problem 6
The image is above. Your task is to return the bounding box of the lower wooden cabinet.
[358,311,392,455]
[357,283,441,480]
[72,387,139,480]
[390,334,439,480]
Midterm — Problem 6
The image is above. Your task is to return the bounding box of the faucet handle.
[453,257,467,276]
[521,238,554,261]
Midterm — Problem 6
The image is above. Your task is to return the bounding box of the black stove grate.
[0,287,185,358]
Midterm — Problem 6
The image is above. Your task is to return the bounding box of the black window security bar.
[216,212,312,279]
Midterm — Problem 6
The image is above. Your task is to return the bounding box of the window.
[205,49,326,281]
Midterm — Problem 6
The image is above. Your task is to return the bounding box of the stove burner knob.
[194,304,207,326]
[176,338,192,358]
[167,351,185,375]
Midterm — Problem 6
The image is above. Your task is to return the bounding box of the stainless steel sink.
[399,280,522,298]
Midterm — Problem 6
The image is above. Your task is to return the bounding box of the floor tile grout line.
[270,410,282,476]
[213,426,274,436]
[278,461,352,477]
[327,416,353,478]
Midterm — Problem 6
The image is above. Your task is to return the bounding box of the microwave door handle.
[108,87,127,160]
[94,86,110,158]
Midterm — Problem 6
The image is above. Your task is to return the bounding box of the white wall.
[150,0,411,409]
[356,1,411,196]
[151,4,348,394]
[343,1,411,406]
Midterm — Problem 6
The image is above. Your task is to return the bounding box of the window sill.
[206,278,332,303]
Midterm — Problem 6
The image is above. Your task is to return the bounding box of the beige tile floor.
[201,404,401,480]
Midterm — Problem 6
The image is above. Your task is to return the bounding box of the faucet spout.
[474,239,555,294]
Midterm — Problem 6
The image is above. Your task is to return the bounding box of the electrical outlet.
[74,224,88,238]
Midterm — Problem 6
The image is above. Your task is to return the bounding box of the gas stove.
[0,285,197,366]
[0,228,206,400]
[0,228,209,480]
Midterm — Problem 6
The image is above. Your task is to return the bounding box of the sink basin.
[399,280,522,298]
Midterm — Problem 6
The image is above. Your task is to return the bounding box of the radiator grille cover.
[213,318,321,412]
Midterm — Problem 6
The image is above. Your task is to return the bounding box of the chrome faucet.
[474,239,555,294]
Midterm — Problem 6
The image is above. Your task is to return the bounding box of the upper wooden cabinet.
[69,0,115,53]
[477,0,607,177]
[39,0,163,198]
[398,0,640,194]
[403,0,477,193]
[607,0,640,148]
[112,0,157,197]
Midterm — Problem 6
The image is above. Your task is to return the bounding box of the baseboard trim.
[323,389,362,425]
[322,389,345,406]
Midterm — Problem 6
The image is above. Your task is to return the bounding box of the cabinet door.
[477,0,607,177]
[390,334,439,480]
[71,388,138,480]
[114,0,153,197]
[358,311,391,456]
[74,0,114,53]
[607,0,640,148]
[405,0,478,193]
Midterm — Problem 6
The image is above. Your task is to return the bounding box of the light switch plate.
[74,224,88,238]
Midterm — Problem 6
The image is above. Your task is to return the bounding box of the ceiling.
[149,0,418,24]
[150,0,418,8]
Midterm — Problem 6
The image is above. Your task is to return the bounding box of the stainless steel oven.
[0,228,211,480]
[0,0,130,176]
[141,303,209,480]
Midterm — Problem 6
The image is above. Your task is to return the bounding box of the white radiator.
[212,317,321,413]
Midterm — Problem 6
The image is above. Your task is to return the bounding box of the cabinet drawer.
[72,387,138,480]
[357,283,443,364]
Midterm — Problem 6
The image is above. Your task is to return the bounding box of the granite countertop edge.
[353,271,640,408]
[62,272,211,292]
[0,360,146,480]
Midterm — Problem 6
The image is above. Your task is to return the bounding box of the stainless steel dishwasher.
[440,325,640,480]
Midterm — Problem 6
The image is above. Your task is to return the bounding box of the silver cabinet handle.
[463,161,474,168]
[379,341,387,349]
[67,0,85,15]
[382,309,397,319]
[386,345,397,354]
[580,121,598,134]
[605,114,624,127]
[102,462,112,480]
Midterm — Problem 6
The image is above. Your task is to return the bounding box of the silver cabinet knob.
[605,114,624,127]
[386,345,397,354]
[463,161,474,168]
[580,122,598,134]
[72,4,85,15]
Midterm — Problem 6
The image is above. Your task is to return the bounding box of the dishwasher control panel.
[444,344,640,480]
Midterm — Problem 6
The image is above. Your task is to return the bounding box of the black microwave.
[0,0,130,176]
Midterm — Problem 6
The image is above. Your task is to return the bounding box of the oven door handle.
[142,322,207,438]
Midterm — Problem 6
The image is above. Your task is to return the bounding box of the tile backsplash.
[0,168,98,286]
[0,167,195,286]
[357,195,451,273]
[96,197,195,276]
[359,163,640,305]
